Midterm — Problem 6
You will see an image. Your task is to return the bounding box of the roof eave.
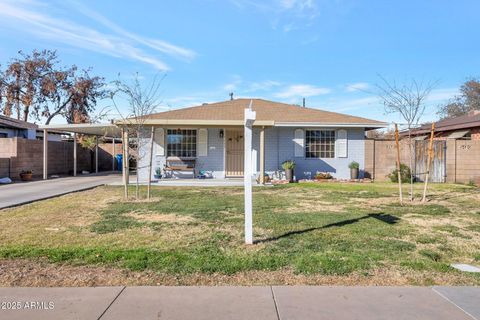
[273,122,387,128]
[115,119,275,127]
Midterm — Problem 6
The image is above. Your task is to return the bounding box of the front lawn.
[0,182,479,286]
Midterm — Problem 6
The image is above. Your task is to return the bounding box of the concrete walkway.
[108,178,249,187]
[0,286,478,320]
[0,173,122,209]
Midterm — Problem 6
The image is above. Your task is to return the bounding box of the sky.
[0,0,479,126]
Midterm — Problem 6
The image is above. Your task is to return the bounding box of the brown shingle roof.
[144,99,385,126]
[409,111,480,135]
[0,115,38,130]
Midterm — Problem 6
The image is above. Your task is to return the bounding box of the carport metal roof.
[38,123,123,138]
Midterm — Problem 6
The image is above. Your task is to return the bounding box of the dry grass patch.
[126,212,194,223]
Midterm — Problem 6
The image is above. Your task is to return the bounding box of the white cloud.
[346,82,370,92]
[0,0,196,70]
[330,97,379,112]
[247,80,282,92]
[230,0,319,31]
[222,77,282,93]
[67,0,196,61]
[426,87,459,102]
[275,84,331,98]
[222,75,243,91]
[280,0,315,10]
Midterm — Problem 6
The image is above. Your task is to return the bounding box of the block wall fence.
[0,137,122,180]
[364,139,480,184]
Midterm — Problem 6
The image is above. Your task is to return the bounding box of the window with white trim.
[305,130,335,158]
[167,129,197,157]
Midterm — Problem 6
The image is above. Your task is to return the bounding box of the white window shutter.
[294,129,304,157]
[336,129,348,158]
[154,128,165,156]
[198,129,208,157]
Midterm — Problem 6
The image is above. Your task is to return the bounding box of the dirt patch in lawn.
[1,259,478,287]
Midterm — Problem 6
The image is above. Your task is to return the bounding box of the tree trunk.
[23,105,30,122]
[394,123,403,204]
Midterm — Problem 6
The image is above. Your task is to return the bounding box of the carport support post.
[112,138,115,171]
[73,133,77,177]
[244,104,256,245]
[95,136,99,174]
[43,129,48,180]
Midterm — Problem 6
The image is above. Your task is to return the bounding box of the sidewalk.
[0,286,478,320]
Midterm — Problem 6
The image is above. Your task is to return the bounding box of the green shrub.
[389,164,412,183]
[282,160,296,170]
[348,161,359,169]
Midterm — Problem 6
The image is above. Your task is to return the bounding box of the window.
[167,129,197,157]
[305,130,335,158]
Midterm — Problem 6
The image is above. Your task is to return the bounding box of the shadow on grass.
[254,213,399,244]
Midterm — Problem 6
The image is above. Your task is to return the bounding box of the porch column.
[259,126,265,184]
[112,138,115,171]
[73,133,77,177]
[95,135,99,174]
[43,129,48,180]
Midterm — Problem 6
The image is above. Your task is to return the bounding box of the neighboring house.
[0,115,62,141]
[134,99,386,181]
[406,110,480,140]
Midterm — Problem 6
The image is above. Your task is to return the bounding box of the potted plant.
[154,167,162,179]
[282,160,296,183]
[19,170,33,181]
[349,161,360,179]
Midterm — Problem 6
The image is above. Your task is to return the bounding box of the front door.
[225,129,244,177]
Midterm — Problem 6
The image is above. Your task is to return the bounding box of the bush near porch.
[0,183,479,286]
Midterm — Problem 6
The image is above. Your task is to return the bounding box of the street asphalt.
[0,286,478,320]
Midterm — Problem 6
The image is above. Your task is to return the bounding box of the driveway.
[0,286,478,320]
[0,173,122,209]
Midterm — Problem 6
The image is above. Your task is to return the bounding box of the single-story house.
[130,99,386,181]
[0,115,62,141]
[405,110,480,140]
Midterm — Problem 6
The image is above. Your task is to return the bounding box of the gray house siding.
[138,126,365,181]
[252,127,365,180]
[138,127,226,181]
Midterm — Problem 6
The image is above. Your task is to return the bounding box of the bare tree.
[110,73,164,200]
[0,50,107,124]
[376,76,437,201]
[437,78,480,119]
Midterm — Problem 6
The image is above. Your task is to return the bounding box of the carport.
[38,123,125,181]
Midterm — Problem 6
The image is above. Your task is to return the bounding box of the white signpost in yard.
[244,101,256,245]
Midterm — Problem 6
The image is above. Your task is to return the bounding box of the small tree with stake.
[111,73,164,200]
[376,76,437,201]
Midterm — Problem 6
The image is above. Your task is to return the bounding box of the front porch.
[152,178,246,187]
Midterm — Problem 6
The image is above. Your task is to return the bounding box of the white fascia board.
[274,122,387,128]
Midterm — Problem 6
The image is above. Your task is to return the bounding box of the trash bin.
[115,154,123,171]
